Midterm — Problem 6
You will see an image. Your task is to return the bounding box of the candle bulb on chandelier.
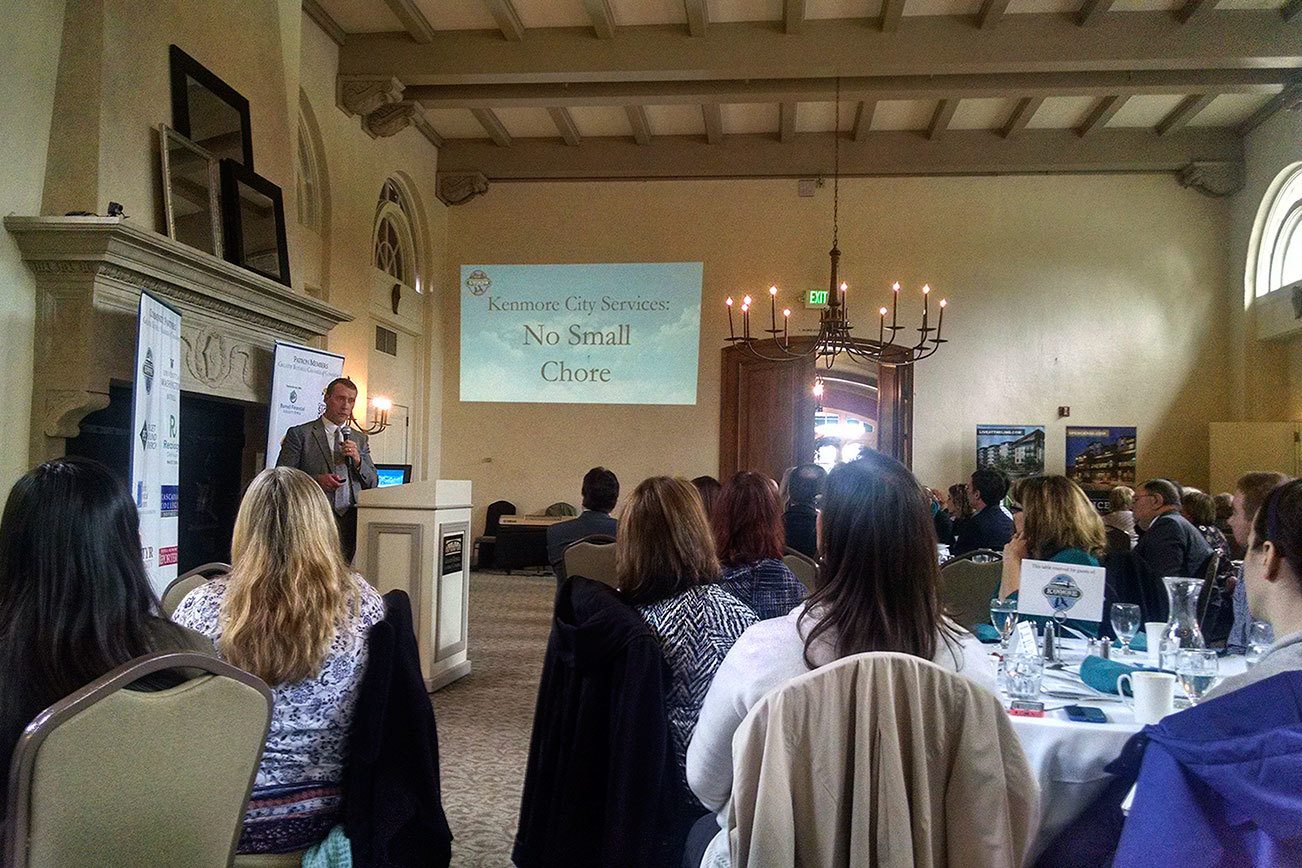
[878,307,887,346]
[726,297,734,339]
[922,284,931,331]
[783,308,790,344]
[891,282,900,330]
[936,299,946,341]
[769,285,778,331]
[741,301,750,339]
[840,282,848,320]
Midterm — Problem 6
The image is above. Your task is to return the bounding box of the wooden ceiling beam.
[471,108,513,146]
[1238,83,1302,135]
[785,0,807,33]
[780,102,798,142]
[881,0,906,32]
[381,0,436,43]
[1077,0,1117,26]
[302,0,346,46]
[626,105,652,144]
[853,101,877,141]
[404,70,1290,109]
[1176,0,1217,23]
[549,107,582,145]
[434,128,1242,180]
[485,0,526,41]
[685,0,709,36]
[928,99,958,139]
[583,0,618,38]
[1156,93,1214,134]
[338,14,1302,86]
[1002,96,1044,137]
[703,103,724,143]
[1078,94,1127,136]
[978,0,1012,28]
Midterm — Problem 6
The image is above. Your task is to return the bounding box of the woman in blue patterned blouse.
[712,471,808,619]
[619,476,758,796]
[173,467,384,855]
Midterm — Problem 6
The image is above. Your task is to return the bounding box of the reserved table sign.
[1017,559,1106,624]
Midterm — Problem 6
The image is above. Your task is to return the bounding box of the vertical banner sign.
[1066,426,1138,511]
[976,425,1046,479]
[266,341,346,469]
[131,292,182,596]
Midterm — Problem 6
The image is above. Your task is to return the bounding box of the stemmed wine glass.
[1111,603,1142,656]
[990,598,1019,652]
[1176,649,1220,704]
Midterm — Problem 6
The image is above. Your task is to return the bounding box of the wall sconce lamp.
[352,395,392,435]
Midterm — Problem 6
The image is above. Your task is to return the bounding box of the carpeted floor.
[435,570,556,867]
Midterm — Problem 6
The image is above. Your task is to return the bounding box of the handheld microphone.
[341,425,357,470]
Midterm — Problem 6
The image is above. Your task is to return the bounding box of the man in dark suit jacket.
[547,467,619,581]
[952,467,1015,556]
[782,464,825,559]
[276,377,378,562]
[1132,478,1214,618]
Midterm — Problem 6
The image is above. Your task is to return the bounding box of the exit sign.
[804,289,829,309]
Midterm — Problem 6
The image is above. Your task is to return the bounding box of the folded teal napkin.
[1079,655,1165,696]
[974,624,1001,644]
[1129,631,1147,653]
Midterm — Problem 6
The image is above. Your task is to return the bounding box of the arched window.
[373,179,418,290]
[295,125,322,231]
[1250,163,1302,300]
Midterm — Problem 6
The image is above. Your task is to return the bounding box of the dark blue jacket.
[952,504,1014,556]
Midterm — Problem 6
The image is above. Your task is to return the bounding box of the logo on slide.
[465,270,492,296]
[1042,574,1083,613]
[142,348,155,394]
[289,389,298,405]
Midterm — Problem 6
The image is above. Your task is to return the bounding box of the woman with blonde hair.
[996,474,1107,636]
[618,476,757,798]
[173,466,384,855]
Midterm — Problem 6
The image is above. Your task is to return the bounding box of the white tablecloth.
[1000,641,1247,861]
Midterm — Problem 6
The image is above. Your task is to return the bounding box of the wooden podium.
[356,479,472,691]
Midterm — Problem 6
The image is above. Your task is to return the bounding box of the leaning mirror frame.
[158,124,224,258]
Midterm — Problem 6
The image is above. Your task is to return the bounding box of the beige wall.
[0,0,67,491]
[443,174,1230,533]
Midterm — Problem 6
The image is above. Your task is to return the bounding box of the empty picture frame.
[219,158,291,287]
[169,45,255,169]
[159,125,223,257]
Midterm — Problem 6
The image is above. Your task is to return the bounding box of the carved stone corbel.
[43,389,110,439]
[436,172,490,206]
[337,75,405,118]
[364,102,419,138]
[1178,161,1245,198]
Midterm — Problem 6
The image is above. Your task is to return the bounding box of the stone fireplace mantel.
[5,215,352,463]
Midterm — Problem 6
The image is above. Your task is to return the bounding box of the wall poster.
[1066,426,1138,510]
[976,425,1046,478]
[131,292,182,596]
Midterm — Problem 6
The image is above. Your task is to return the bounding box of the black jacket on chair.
[952,505,1014,556]
[344,590,453,868]
[514,577,682,868]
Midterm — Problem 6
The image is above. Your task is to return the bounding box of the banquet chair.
[725,652,1038,868]
[473,499,516,568]
[939,555,1003,630]
[782,547,819,590]
[161,562,231,617]
[561,534,617,586]
[545,501,578,517]
[4,652,272,868]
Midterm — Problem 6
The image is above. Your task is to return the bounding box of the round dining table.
[996,638,1248,861]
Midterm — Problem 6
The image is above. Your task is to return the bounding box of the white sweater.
[685,606,999,816]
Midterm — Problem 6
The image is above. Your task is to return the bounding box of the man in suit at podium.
[547,467,619,581]
[276,377,378,562]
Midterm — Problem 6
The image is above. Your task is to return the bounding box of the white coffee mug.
[1117,671,1177,725]
[1144,622,1166,664]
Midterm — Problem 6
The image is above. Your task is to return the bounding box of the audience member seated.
[1214,491,1238,556]
[545,466,619,580]
[1227,471,1290,651]
[1183,489,1237,641]
[0,457,212,821]
[1103,485,1138,554]
[712,471,807,619]
[691,475,722,521]
[936,483,974,547]
[173,467,385,855]
[685,453,996,864]
[952,468,1014,556]
[996,475,1106,637]
[1207,478,1301,700]
[618,477,758,797]
[1130,478,1213,619]
[782,463,824,559]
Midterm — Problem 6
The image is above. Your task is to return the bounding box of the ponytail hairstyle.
[219,467,357,686]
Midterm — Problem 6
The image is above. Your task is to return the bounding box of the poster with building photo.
[1066,426,1138,510]
[976,425,1046,479]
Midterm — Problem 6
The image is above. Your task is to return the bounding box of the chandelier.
[723,80,950,370]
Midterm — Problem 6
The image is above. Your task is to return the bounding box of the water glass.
[1175,649,1220,704]
[1002,653,1045,701]
[1110,603,1142,655]
[990,598,1019,651]
[1247,620,1273,668]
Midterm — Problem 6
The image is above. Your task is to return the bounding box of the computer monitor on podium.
[375,463,412,487]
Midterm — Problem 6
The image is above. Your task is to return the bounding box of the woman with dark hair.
[712,471,807,620]
[690,475,722,522]
[619,476,758,797]
[0,457,211,809]
[686,454,994,845]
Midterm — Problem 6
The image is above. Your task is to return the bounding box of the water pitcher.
[1160,576,1205,670]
